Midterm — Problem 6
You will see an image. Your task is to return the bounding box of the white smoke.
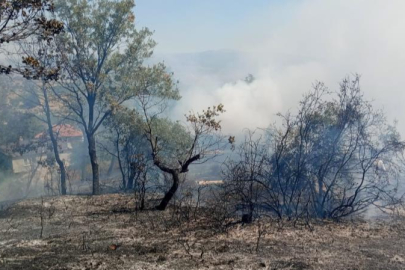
[172,69,283,135]
[158,0,405,137]
[236,0,405,135]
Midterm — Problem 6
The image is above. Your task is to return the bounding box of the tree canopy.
[53,0,179,194]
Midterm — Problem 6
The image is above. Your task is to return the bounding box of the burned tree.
[224,76,405,220]
[267,76,405,219]
[222,131,268,223]
[140,99,228,211]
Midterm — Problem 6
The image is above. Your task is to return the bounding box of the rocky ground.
[0,194,404,270]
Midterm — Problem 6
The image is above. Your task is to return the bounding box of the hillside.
[0,194,405,270]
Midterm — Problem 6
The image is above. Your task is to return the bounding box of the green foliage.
[0,79,44,147]
[55,0,180,120]
[186,104,225,132]
[103,108,149,162]
[105,108,141,133]
[0,0,64,77]
[0,111,43,146]
[53,0,180,194]
[149,117,193,165]
[143,103,227,172]
[0,0,62,43]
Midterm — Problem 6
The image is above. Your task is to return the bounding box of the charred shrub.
[221,76,404,222]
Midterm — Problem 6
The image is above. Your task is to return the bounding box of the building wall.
[10,137,82,174]
[11,155,38,174]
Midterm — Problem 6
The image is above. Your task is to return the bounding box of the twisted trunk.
[156,170,180,211]
[153,154,200,211]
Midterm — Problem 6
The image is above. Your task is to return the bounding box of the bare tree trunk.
[47,126,67,195]
[88,134,100,195]
[127,173,134,190]
[140,179,146,210]
[52,143,67,195]
[107,154,116,176]
[24,157,42,198]
[126,163,137,190]
[156,171,180,211]
[117,157,126,190]
[81,163,86,181]
[115,138,126,189]
[43,87,67,195]
[87,96,101,195]
[316,178,325,218]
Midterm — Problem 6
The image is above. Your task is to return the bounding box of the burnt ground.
[0,194,404,270]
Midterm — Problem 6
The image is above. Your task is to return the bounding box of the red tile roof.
[35,124,83,139]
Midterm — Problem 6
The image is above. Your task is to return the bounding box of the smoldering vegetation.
[1,0,405,269]
[1,74,405,269]
[1,194,405,270]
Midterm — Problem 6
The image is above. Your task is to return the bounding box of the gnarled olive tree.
[139,98,228,210]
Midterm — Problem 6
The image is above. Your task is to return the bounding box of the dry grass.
[0,194,404,270]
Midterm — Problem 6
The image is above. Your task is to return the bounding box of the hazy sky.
[134,0,405,136]
[135,0,279,53]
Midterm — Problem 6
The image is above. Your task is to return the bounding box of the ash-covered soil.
[0,194,404,270]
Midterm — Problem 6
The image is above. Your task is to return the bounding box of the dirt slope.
[0,194,404,270]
